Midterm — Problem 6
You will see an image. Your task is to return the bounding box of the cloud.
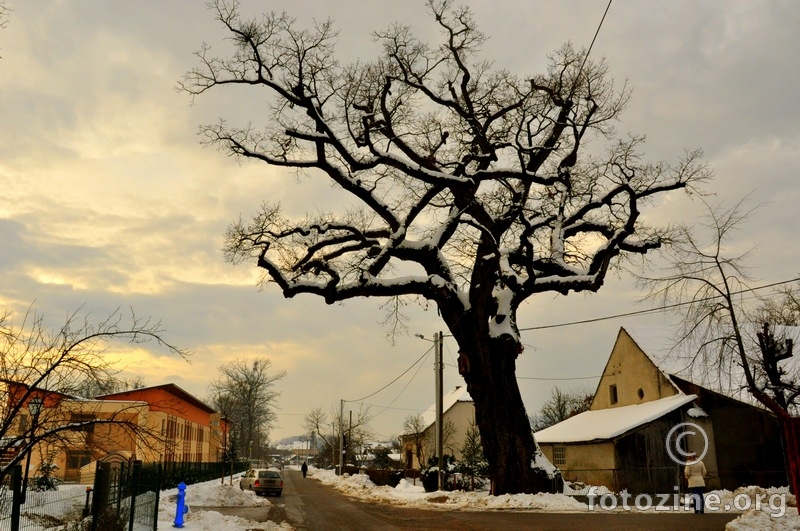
[1,0,799,442]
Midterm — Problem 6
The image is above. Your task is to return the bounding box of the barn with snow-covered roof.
[535,326,787,494]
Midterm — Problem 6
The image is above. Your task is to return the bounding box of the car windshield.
[258,471,280,479]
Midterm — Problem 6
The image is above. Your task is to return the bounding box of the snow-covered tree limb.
[185,0,711,495]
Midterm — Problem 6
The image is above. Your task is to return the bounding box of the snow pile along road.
[307,466,800,530]
[166,479,271,507]
[156,476,291,530]
[309,468,586,512]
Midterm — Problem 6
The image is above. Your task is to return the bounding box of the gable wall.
[591,329,678,411]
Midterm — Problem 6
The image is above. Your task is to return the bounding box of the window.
[18,414,28,433]
[609,384,618,405]
[66,451,92,470]
[167,417,177,440]
[637,388,645,400]
[553,446,566,466]
[65,451,92,482]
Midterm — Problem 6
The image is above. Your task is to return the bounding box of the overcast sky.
[1,1,799,443]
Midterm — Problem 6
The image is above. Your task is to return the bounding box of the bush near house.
[362,468,404,488]
[32,462,61,492]
[421,455,456,493]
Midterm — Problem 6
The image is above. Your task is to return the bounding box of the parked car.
[239,468,283,496]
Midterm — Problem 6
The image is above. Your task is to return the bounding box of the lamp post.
[22,396,44,504]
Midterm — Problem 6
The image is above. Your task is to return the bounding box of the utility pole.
[338,399,344,475]
[349,410,353,467]
[435,330,444,491]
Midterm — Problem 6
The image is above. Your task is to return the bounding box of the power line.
[572,0,613,96]
[519,277,800,332]
[345,345,433,403]
[517,375,600,381]
[341,278,798,411]
[366,347,432,420]
[359,403,428,413]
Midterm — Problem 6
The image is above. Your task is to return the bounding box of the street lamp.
[22,396,44,504]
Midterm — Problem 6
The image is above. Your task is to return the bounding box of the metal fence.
[0,467,88,531]
[2,459,250,531]
[90,460,160,531]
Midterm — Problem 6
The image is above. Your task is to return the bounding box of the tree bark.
[456,335,551,495]
[782,418,800,514]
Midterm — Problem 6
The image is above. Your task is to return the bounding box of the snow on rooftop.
[419,386,472,431]
[687,406,708,418]
[534,393,697,444]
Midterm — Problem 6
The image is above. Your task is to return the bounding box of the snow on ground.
[727,507,800,531]
[6,468,799,530]
[156,508,291,531]
[163,477,271,508]
[3,484,88,530]
[311,468,603,511]
[306,466,800,530]
[156,474,292,530]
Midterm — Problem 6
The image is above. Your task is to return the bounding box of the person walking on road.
[684,452,707,513]
[301,461,308,478]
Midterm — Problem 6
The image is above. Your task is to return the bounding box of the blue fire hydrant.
[173,482,187,528]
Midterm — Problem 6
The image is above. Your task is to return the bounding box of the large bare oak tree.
[182,0,709,493]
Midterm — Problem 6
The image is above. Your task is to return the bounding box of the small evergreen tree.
[457,421,488,490]
[31,460,60,492]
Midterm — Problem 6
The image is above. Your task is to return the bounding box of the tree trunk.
[457,335,551,495]
[783,418,800,515]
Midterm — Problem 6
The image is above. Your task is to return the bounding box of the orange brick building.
[2,382,228,483]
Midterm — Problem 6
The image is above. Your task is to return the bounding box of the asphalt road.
[201,469,740,530]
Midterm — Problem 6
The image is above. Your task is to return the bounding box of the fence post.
[116,461,125,515]
[127,460,142,531]
[10,465,22,531]
[82,486,93,518]
[151,463,163,531]
[90,462,109,531]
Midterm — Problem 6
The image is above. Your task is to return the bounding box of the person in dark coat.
[301,461,308,478]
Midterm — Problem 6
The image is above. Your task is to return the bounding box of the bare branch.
[208,357,286,459]
[186,0,712,495]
